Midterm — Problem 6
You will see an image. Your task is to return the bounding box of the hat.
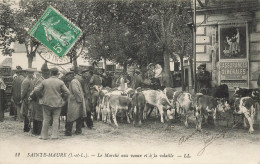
[64,71,74,76]
[16,66,23,70]
[200,64,206,69]
[197,64,206,69]
[81,68,91,74]
[49,67,59,75]
[41,62,49,73]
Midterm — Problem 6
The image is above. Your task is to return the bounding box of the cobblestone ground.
[0,112,260,164]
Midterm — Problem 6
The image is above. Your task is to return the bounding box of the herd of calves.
[93,85,259,134]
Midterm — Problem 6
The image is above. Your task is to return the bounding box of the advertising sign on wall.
[219,61,248,88]
[219,24,247,60]
[218,23,249,89]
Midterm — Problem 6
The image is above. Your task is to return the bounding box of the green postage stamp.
[29,6,82,57]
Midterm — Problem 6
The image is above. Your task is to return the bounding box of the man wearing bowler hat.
[21,68,35,132]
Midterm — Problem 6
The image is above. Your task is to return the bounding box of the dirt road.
[0,113,260,164]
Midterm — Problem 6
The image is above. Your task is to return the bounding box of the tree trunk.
[73,56,78,74]
[180,56,185,91]
[27,55,33,68]
[180,39,185,91]
[123,62,127,73]
[103,57,107,72]
[189,57,194,89]
[163,49,172,87]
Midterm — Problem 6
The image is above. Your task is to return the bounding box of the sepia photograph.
[0,0,260,164]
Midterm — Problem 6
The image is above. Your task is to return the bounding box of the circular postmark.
[37,45,86,65]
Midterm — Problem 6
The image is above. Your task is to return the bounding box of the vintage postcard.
[0,0,260,164]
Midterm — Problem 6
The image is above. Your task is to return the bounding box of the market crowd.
[0,62,143,140]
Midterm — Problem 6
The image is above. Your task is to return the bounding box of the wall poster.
[219,23,248,60]
[218,23,249,89]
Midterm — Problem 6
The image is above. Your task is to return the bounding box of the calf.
[233,97,256,133]
[212,84,229,99]
[106,95,132,127]
[142,90,173,123]
[173,91,194,127]
[234,87,259,99]
[96,88,110,121]
[100,90,123,123]
[131,92,146,126]
[164,88,194,127]
[195,94,229,131]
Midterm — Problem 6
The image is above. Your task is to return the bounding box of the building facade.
[194,0,260,89]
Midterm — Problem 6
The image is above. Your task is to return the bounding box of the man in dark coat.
[197,64,211,94]
[131,70,143,89]
[21,69,34,132]
[0,76,6,122]
[90,70,102,86]
[12,69,25,122]
[30,62,49,135]
[81,69,94,129]
[65,72,86,136]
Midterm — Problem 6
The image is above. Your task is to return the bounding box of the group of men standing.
[1,63,145,140]
[10,62,98,140]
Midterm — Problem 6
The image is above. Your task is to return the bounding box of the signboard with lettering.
[219,61,249,88]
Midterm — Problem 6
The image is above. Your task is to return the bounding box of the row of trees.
[0,0,193,88]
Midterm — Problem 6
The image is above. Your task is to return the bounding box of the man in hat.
[131,69,143,89]
[65,71,86,136]
[30,67,70,139]
[21,68,35,132]
[0,75,6,122]
[197,64,211,94]
[81,68,94,129]
[29,62,49,135]
[90,69,102,86]
[12,68,25,121]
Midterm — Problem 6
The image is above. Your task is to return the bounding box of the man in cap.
[30,67,70,140]
[131,69,143,89]
[21,68,35,132]
[12,67,25,121]
[81,68,94,129]
[65,71,86,136]
[29,62,49,135]
[197,63,211,94]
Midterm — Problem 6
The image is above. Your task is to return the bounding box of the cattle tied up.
[233,87,259,133]
[164,88,194,128]
[195,94,231,131]
[142,89,174,123]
